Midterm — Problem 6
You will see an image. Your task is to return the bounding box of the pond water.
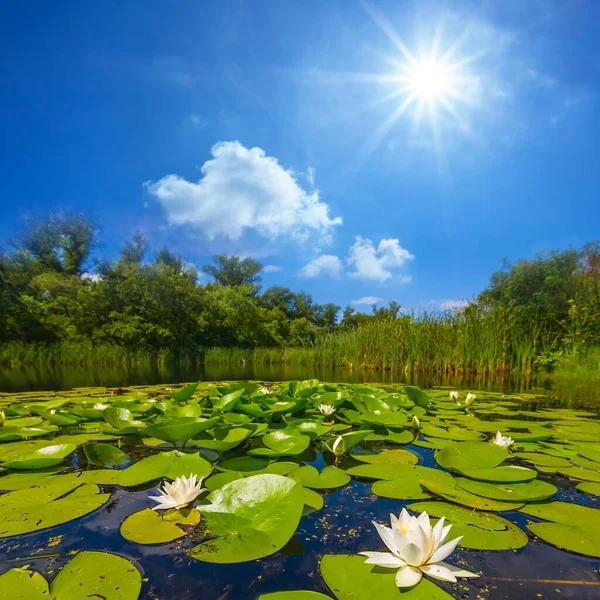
[0,379,599,600]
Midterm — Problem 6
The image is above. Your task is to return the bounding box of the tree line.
[1,213,599,368]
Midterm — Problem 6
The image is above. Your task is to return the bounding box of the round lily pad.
[350,449,418,465]
[303,487,324,516]
[320,554,454,599]
[436,441,508,473]
[83,442,129,467]
[259,593,333,600]
[455,478,557,502]
[528,522,600,558]
[249,429,311,457]
[577,481,600,495]
[455,466,536,483]
[191,474,304,563]
[288,465,350,490]
[121,507,200,544]
[3,443,77,470]
[0,568,49,599]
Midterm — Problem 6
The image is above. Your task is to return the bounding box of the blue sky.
[2,0,599,312]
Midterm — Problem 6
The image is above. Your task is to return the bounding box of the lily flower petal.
[428,535,463,564]
[395,565,422,588]
[360,552,405,569]
[420,563,458,583]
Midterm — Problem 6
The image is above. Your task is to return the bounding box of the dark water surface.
[0,367,599,600]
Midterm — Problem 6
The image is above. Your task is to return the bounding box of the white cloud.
[440,299,469,311]
[147,141,342,242]
[81,273,101,283]
[347,236,414,282]
[263,264,284,273]
[352,296,384,306]
[300,254,343,278]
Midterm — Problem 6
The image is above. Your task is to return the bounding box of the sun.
[405,59,455,100]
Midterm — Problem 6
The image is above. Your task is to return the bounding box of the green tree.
[202,255,263,293]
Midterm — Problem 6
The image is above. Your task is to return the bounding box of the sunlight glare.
[407,59,453,99]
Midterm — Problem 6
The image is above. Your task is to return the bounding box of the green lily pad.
[371,466,453,500]
[171,381,200,403]
[455,466,536,482]
[288,465,350,490]
[259,593,332,600]
[519,501,600,529]
[351,449,418,465]
[83,442,129,467]
[435,441,508,473]
[249,429,310,457]
[120,507,200,544]
[528,522,600,558]
[455,478,557,502]
[118,450,213,487]
[205,471,245,491]
[51,551,142,599]
[216,456,271,473]
[512,452,571,467]
[191,474,304,563]
[190,426,252,453]
[577,481,600,495]
[320,554,454,599]
[145,417,220,445]
[0,568,50,599]
[303,487,324,516]
[2,443,76,470]
[0,478,110,538]
[408,501,528,550]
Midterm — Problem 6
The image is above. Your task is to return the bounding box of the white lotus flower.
[449,391,459,401]
[465,393,477,406]
[93,403,108,410]
[332,435,346,456]
[149,474,208,511]
[492,431,513,447]
[319,404,335,417]
[361,509,479,588]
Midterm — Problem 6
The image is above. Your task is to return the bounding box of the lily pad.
[259,594,332,600]
[455,466,537,483]
[577,481,600,495]
[2,443,77,470]
[320,554,454,599]
[118,450,213,487]
[350,449,418,465]
[249,429,311,457]
[83,442,129,467]
[408,501,528,550]
[455,478,557,502]
[303,487,324,516]
[519,501,600,529]
[145,417,220,445]
[191,474,304,563]
[528,522,600,558]
[0,567,49,599]
[436,441,508,473]
[121,507,200,544]
[288,465,350,490]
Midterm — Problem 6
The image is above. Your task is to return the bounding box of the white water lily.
[492,431,513,447]
[319,404,335,417]
[93,403,108,410]
[449,391,459,401]
[411,415,421,429]
[361,509,479,588]
[331,435,346,456]
[149,474,208,511]
[465,393,477,406]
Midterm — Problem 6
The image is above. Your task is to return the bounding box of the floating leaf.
[120,507,200,544]
[455,466,536,483]
[288,465,350,490]
[408,501,528,551]
[0,567,49,599]
[249,429,311,457]
[528,522,600,558]
[2,443,77,470]
[320,554,454,599]
[191,474,304,563]
[83,442,129,467]
[455,477,557,502]
[171,381,200,403]
[577,481,600,495]
[145,417,220,445]
[259,593,332,600]
[350,448,418,465]
[303,487,324,516]
[435,441,508,473]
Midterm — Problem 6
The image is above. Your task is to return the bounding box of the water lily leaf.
[216,456,270,473]
[83,442,129,467]
[407,501,528,551]
[320,554,454,599]
[0,479,110,538]
[435,441,508,473]
[189,426,251,452]
[360,412,408,427]
[455,477,557,502]
[557,466,600,483]
[0,426,55,442]
[145,417,220,445]
[3,443,77,470]
[351,448,418,465]
[303,487,324,516]
[213,388,245,412]
[519,501,600,529]
[249,429,311,457]
[455,466,537,482]
[191,474,304,563]
[259,593,332,600]
[577,481,600,495]
[422,475,524,511]
[171,381,199,403]
[205,471,244,491]
[51,550,142,599]
[402,386,431,409]
[371,475,429,500]
[511,452,571,467]
[528,522,600,558]
[103,407,144,434]
[323,430,373,454]
[346,463,422,480]
[120,506,200,544]
[288,465,350,490]
[118,450,213,487]
[0,567,49,599]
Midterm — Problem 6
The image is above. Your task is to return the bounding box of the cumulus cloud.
[146,141,342,242]
[300,255,343,278]
[352,296,384,306]
[440,299,470,311]
[263,264,284,273]
[347,236,414,282]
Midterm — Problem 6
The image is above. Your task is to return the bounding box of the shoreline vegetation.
[1,213,599,377]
